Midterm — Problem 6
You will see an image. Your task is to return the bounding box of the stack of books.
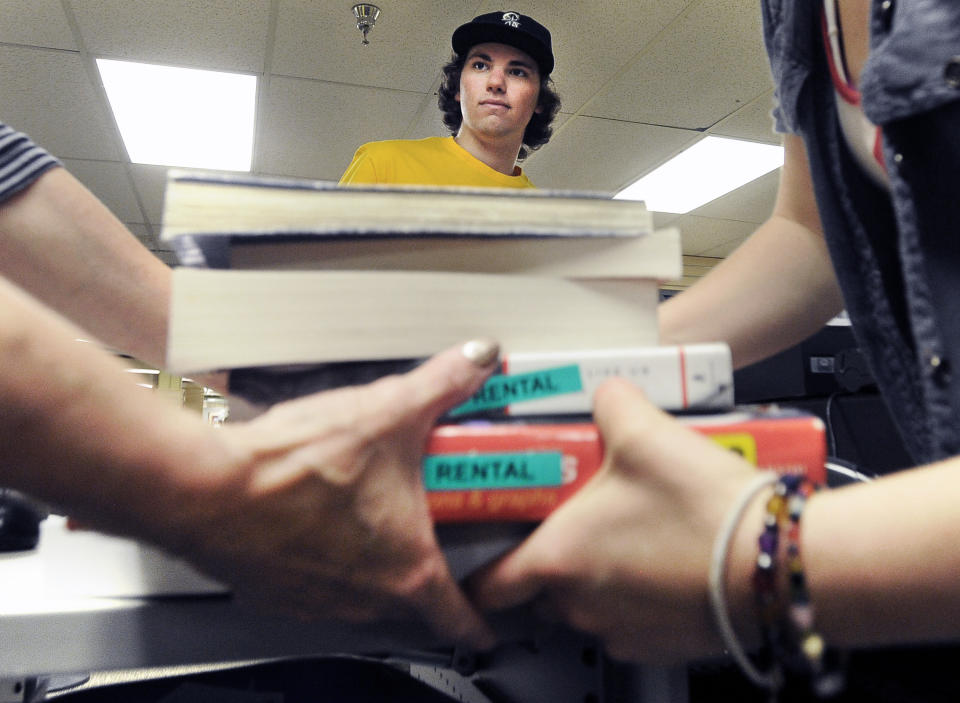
[162,170,679,373]
[161,171,825,525]
[425,407,826,522]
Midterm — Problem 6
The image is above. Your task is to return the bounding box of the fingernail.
[461,338,499,367]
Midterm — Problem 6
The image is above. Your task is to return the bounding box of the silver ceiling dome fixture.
[352,4,381,45]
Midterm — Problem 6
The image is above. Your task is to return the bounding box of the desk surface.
[0,519,686,703]
[0,518,538,678]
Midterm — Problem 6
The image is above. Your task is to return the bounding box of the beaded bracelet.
[708,472,781,690]
[757,474,844,697]
[710,472,842,699]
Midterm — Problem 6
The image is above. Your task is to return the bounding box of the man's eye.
[471,61,487,70]
[509,68,529,77]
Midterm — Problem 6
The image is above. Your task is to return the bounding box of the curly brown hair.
[437,53,561,161]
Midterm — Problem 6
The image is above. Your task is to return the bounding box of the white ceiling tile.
[524,115,697,193]
[0,0,76,49]
[130,163,250,229]
[73,0,270,72]
[130,164,174,227]
[515,110,572,167]
[124,222,158,249]
[700,236,752,258]
[653,211,682,228]
[690,168,780,223]
[584,0,773,129]
[710,91,779,144]
[0,46,122,160]
[673,214,756,256]
[60,158,143,223]
[271,0,472,92]
[153,250,178,266]
[407,94,454,141]
[257,76,427,181]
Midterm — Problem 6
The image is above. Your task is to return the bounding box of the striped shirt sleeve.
[0,122,62,204]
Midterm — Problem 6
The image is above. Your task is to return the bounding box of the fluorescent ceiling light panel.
[614,136,783,214]
[97,59,256,171]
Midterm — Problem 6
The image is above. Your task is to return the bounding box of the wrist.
[724,478,777,651]
[711,472,844,697]
[75,411,251,561]
[708,472,778,683]
[136,422,252,556]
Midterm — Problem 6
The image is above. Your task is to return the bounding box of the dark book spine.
[227,359,425,404]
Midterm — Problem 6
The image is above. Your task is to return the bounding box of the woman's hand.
[470,378,760,662]
[171,340,500,649]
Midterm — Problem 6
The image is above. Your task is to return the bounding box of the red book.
[425,408,826,523]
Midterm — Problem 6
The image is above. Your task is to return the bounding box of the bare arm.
[0,276,498,646]
[0,165,231,392]
[0,167,170,366]
[659,134,845,369]
[0,274,217,529]
[756,458,960,648]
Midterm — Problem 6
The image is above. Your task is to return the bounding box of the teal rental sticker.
[423,451,564,491]
[449,364,583,416]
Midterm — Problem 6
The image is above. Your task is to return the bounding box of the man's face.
[456,42,542,143]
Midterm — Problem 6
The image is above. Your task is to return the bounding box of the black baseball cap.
[452,11,554,76]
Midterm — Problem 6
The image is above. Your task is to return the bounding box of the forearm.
[0,167,171,367]
[660,134,845,369]
[0,276,235,546]
[659,215,844,368]
[1,273,498,642]
[808,461,960,647]
[727,459,960,650]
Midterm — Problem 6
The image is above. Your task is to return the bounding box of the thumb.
[466,527,551,612]
[398,338,500,423]
[592,378,689,465]
[593,377,674,439]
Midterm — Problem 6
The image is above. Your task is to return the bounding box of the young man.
[339,11,561,188]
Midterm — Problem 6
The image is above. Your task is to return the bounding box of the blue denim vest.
[762,0,960,464]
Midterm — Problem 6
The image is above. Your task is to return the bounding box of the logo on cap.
[501,12,520,27]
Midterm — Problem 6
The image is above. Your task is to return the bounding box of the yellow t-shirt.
[339,136,536,189]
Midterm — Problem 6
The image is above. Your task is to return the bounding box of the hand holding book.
[468,378,791,661]
[172,340,499,649]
